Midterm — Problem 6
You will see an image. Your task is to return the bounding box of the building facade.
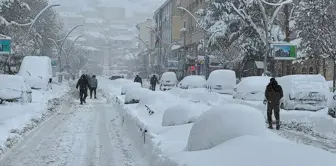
[153,0,183,74]
[136,19,153,50]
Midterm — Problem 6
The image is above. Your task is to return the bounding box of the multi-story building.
[59,12,85,36]
[153,0,183,74]
[136,19,153,50]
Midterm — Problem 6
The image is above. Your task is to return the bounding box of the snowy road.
[0,97,145,166]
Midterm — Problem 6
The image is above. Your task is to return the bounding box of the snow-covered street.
[0,92,146,166]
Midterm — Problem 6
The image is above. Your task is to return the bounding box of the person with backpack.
[76,74,90,104]
[89,75,98,99]
[150,74,158,91]
[265,78,283,130]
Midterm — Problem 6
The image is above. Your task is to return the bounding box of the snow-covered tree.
[198,0,290,74]
[296,0,336,89]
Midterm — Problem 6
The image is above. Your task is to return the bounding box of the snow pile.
[125,87,149,104]
[121,82,141,95]
[162,104,197,126]
[186,104,266,151]
[176,135,336,166]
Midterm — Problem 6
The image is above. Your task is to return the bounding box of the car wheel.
[0,99,3,104]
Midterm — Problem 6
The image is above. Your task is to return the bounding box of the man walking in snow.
[89,75,98,99]
[150,75,158,91]
[265,78,283,130]
[76,74,90,104]
[134,75,142,86]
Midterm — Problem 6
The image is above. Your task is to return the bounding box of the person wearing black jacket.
[150,75,158,91]
[76,74,90,104]
[265,78,283,130]
[134,75,142,86]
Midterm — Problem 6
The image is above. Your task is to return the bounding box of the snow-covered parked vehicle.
[121,82,141,95]
[206,69,236,94]
[160,72,178,91]
[0,74,32,104]
[278,74,329,111]
[179,75,206,89]
[17,56,52,90]
[327,93,336,118]
[233,76,270,101]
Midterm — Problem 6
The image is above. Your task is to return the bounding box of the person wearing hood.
[76,74,90,104]
[89,75,98,99]
[265,78,283,130]
[134,75,142,86]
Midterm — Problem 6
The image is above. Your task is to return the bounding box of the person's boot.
[268,123,273,129]
[276,120,280,130]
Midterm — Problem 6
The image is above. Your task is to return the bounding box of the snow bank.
[0,82,70,157]
[175,135,336,166]
[186,104,266,151]
[162,104,196,126]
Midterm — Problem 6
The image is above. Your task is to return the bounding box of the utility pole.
[183,20,187,78]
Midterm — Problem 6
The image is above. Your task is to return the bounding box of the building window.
[292,67,296,74]
[309,67,314,74]
[301,67,307,74]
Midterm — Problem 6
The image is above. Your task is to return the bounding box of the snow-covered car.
[233,76,270,101]
[278,74,329,111]
[109,75,124,80]
[327,93,336,118]
[0,74,32,104]
[206,69,236,94]
[17,56,52,90]
[160,72,178,91]
[178,75,206,89]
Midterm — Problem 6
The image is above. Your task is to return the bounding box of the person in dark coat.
[89,75,98,99]
[134,75,142,86]
[265,78,283,130]
[150,75,158,91]
[76,74,90,104]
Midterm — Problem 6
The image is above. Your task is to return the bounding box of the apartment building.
[153,0,183,70]
[136,19,153,50]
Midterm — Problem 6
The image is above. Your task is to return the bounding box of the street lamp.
[26,4,61,35]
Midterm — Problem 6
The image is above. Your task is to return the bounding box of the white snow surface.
[186,104,267,151]
[0,82,69,156]
[162,104,201,127]
[99,77,336,166]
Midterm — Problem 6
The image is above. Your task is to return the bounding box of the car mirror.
[333,95,336,100]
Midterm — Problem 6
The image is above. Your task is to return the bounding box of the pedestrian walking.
[47,78,52,90]
[90,75,98,99]
[150,74,158,91]
[265,78,283,130]
[134,75,142,86]
[76,74,90,104]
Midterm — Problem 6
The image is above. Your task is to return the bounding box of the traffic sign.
[51,60,57,66]
[0,38,11,54]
